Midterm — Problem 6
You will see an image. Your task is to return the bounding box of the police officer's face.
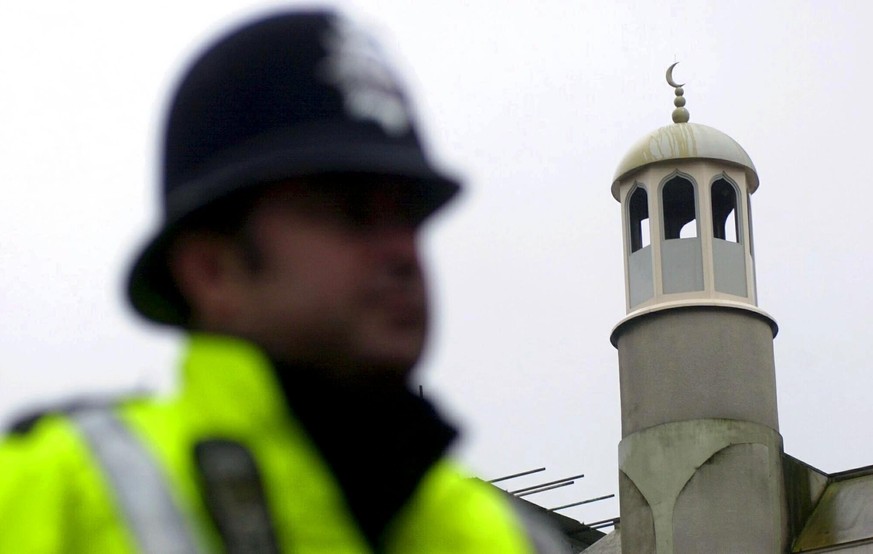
[221,179,430,380]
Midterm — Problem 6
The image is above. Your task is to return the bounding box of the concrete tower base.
[619,419,787,553]
[613,306,787,553]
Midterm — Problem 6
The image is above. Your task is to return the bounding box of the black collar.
[272,361,457,548]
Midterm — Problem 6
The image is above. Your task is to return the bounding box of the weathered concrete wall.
[583,529,622,554]
[617,420,788,554]
[618,472,655,553]
[615,306,778,437]
[783,455,829,545]
[673,443,776,552]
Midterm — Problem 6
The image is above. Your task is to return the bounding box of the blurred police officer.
[0,10,566,553]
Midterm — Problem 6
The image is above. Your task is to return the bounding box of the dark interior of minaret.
[711,179,739,243]
[628,187,649,252]
[662,176,697,239]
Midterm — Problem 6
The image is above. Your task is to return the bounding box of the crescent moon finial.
[666,62,690,123]
[666,62,684,88]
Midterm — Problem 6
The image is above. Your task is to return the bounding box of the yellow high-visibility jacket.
[0,334,557,553]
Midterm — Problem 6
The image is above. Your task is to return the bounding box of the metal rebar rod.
[549,494,615,512]
[509,473,585,495]
[487,467,546,484]
[516,481,575,497]
[586,517,619,530]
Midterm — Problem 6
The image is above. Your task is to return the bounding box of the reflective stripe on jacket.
[0,334,558,553]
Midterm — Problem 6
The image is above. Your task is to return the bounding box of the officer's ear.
[167,230,250,330]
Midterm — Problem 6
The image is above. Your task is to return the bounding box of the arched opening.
[628,186,649,253]
[710,177,748,297]
[627,184,654,307]
[712,179,739,243]
[662,176,697,239]
[660,174,703,294]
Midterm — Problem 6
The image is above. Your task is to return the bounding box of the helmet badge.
[319,17,412,137]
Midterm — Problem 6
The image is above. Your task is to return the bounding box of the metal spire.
[666,62,690,123]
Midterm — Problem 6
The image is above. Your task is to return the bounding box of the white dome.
[612,122,758,200]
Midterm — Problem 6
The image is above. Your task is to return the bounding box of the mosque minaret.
[608,64,788,553]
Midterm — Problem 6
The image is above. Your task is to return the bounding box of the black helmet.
[126,9,460,326]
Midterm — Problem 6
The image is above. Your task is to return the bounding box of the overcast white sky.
[1,0,872,527]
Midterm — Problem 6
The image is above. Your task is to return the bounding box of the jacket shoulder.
[0,399,144,552]
[7,397,125,435]
[387,461,571,553]
[0,396,151,491]
[385,460,534,553]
